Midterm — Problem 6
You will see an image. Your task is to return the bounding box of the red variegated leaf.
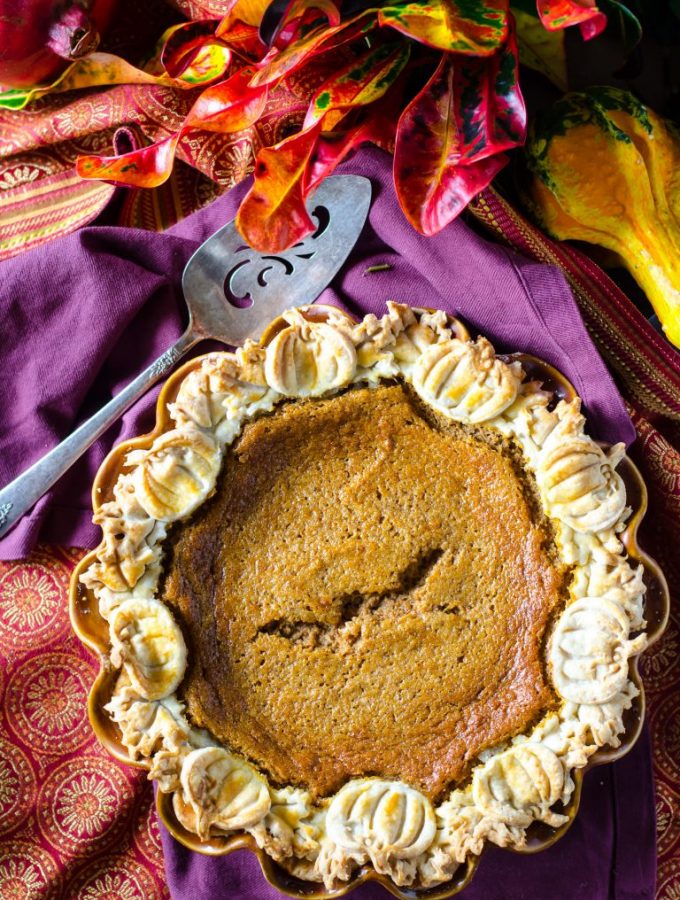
[274,0,341,48]
[78,66,268,188]
[161,21,218,75]
[249,10,376,88]
[236,120,323,251]
[179,44,233,84]
[303,86,404,194]
[184,66,268,130]
[305,120,376,193]
[77,135,180,188]
[407,154,508,233]
[355,66,409,153]
[0,52,185,111]
[393,31,525,235]
[303,40,410,128]
[537,0,606,39]
[169,42,233,84]
[378,0,508,55]
[455,21,526,160]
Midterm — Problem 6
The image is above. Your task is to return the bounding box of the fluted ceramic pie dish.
[70,303,668,899]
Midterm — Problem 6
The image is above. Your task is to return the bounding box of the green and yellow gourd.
[523,87,680,348]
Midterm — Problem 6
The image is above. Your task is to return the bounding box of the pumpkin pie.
[80,303,647,891]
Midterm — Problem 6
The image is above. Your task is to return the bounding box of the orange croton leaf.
[160,22,233,85]
[77,67,269,188]
[273,0,342,48]
[305,116,389,193]
[236,120,323,251]
[217,0,272,29]
[76,135,181,188]
[536,0,606,39]
[216,0,269,58]
[174,43,233,84]
[393,27,524,235]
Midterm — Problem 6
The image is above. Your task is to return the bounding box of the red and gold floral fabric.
[0,546,169,899]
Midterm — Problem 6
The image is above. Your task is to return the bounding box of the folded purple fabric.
[0,147,652,897]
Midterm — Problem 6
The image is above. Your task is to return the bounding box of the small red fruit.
[0,0,116,89]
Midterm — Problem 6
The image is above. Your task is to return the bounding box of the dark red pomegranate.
[0,0,117,89]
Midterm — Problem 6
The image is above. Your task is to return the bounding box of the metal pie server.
[0,174,372,539]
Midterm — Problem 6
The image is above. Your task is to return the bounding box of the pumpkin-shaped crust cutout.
[110,598,187,700]
[411,338,522,424]
[538,439,627,533]
[550,597,646,704]
[472,744,566,828]
[326,779,436,860]
[264,318,357,396]
[180,747,271,840]
[130,428,221,522]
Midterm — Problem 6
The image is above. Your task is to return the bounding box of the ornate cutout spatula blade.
[0,175,372,538]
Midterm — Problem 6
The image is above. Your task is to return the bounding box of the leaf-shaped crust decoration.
[472,744,567,828]
[390,304,454,373]
[169,350,276,441]
[169,354,242,431]
[326,779,436,861]
[573,553,646,630]
[537,437,627,533]
[249,786,321,860]
[110,598,187,700]
[128,427,221,521]
[569,680,639,748]
[105,685,188,760]
[264,316,357,397]
[410,338,522,423]
[550,597,646,704]
[84,504,158,594]
[180,747,271,840]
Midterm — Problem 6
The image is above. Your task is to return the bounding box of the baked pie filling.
[81,303,647,891]
[162,383,567,801]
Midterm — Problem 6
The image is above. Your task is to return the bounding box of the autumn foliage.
[73,0,607,250]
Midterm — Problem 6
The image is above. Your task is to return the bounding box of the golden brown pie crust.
[161,383,568,800]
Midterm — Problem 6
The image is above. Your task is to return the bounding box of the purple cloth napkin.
[0,147,652,897]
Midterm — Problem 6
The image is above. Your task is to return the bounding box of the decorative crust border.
[70,304,669,898]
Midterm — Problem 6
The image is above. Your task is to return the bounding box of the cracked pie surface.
[80,304,648,892]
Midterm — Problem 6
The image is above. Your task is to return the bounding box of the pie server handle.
[0,328,199,540]
[0,175,372,540]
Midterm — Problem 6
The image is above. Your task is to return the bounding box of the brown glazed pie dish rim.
[69,306,669,899]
